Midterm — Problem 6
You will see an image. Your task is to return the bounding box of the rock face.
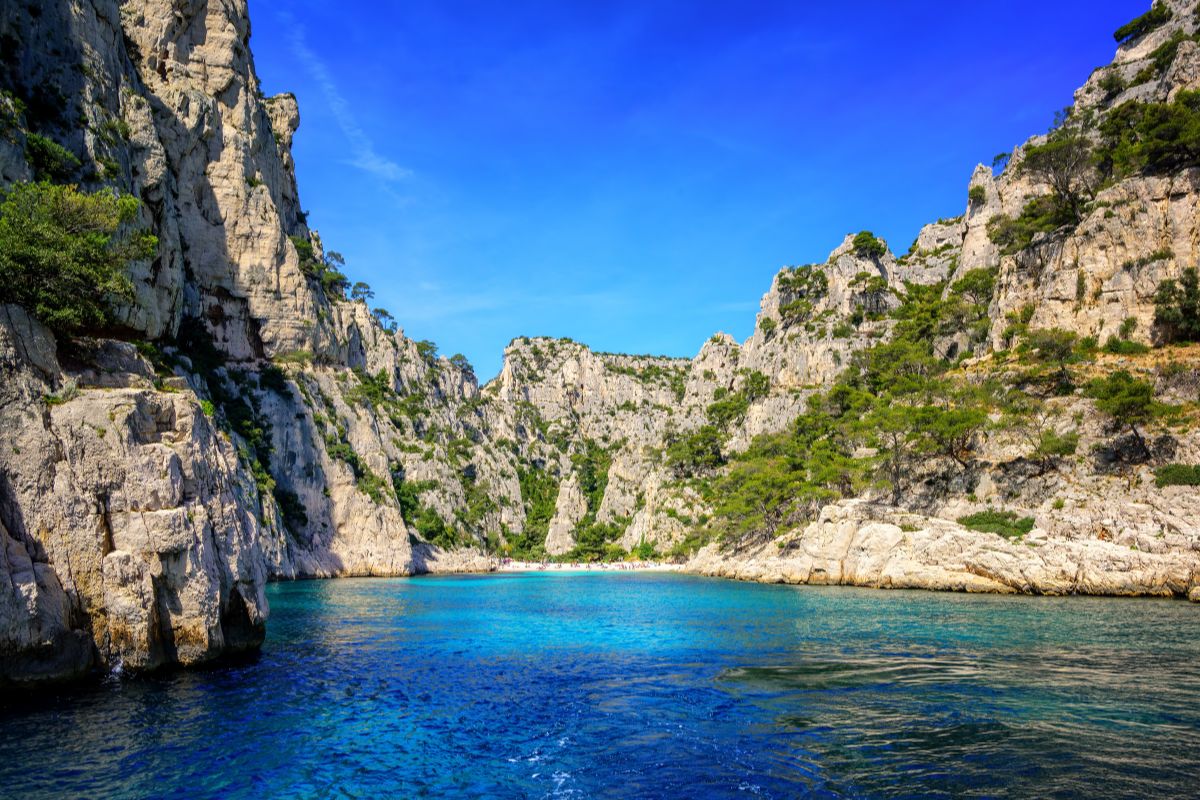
[3,0,1200,684]
[689,501,1200,598]
[0,306,267,685]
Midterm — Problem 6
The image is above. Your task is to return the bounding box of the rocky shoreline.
[412,501,1200,601]
[686,501,1200,602]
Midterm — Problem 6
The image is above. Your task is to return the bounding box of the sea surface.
[2,573,1199,799]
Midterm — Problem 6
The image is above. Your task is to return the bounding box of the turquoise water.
[2,573,1199,798]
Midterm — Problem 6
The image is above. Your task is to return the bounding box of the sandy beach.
[494,560,684,573]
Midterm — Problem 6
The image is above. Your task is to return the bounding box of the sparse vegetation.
[24,134,80,182]
[1154,464,1200,487]
[958,510,1035,540]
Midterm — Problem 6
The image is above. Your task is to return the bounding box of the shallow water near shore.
[3,573,1199,799]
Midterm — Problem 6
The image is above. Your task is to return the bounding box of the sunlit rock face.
[0,305,267,685]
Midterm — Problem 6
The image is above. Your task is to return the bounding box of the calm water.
[2,573,1199,799]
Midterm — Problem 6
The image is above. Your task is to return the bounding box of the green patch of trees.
[665,425,725,478]
[987,90,1200,260]
[986,195,1076,256]
[777,266,829,324]
[1097,91,1200,178]
[510,465,559,559]
[1114,2,1172,44]
[289,235,350,299]
[566,441,632,562]
[0,181,156,336]
[705,370,770,432]
[852,231,887,259]
[394,472,461,549]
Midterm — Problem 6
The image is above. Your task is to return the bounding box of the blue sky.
[248,0,1144,380]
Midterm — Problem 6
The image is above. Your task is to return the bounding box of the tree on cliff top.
[1019,112,1099,224]
[0,181,156,336]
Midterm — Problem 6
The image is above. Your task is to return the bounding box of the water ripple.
[2,575,1198,799]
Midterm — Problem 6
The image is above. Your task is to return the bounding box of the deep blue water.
[3,573,1200,799]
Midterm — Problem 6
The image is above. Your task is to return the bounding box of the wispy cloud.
[279,12,410,183]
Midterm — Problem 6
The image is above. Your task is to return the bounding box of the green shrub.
[346,368,391,408]
[258,364,291,394]
[852,231,887,259]
[1154,267,1200,343]
[1114,2,1173,43]
[1103,337,1150,355]
[1032,429,1079,466]
[987,195,1075,255]
[24,134,80,181]
[0,90,25,138]
[96,117,131,146]
[758,316,777,336]
[1149,30,1193,76]
[968,185,986,206]
[1098,71,1127,99]
[274,349,314,365]
[0,181,155,335]
[1154,464,1200,487]
[631,538,659,560]
[831,322,855,339]
[958,510,1035,539]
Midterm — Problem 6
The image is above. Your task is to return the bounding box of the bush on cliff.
[1153,267,1200,343]
[0,181,156,335]
[1086,370,1157,460]
[1018,116,1099,223]
[852,231,887,259]
[986,195,1076,255]
[1097,91,1200,178]
[1154,464,1200,487]
[24,133,81,182]
[958,510,1035,539]
[1113,2,1172,44]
